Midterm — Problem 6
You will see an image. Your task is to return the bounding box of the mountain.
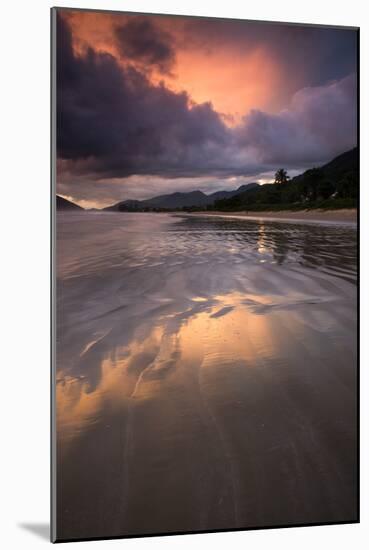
[144,190,209,209]
[56,195,83,210]
[104,183,259,211]
[213,148,358,211]
[208,183,259,202]
[291,148,358,186]
[317,147,358,180]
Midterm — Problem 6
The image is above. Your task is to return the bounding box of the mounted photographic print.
[51,7,359,543]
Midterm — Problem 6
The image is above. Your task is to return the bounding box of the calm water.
[56,212,357,540]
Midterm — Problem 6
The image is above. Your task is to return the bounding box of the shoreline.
[180,208,357,225]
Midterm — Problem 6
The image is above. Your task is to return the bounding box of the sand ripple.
[56,212,357,539]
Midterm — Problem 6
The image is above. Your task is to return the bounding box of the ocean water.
[56,212,357,540]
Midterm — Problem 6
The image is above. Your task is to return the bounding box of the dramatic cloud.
[57,15,233,179]
[236,74,357,166]
[180,18,357,89]
[114,16,176,75]
[56,12,357,206]
[63,9,357,120]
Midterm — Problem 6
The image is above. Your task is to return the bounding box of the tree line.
[212,149,358,212]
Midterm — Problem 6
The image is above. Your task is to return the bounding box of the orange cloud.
[60,10,289,123]
[170,47,283,124]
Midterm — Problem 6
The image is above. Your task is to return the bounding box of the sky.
[56,9,358,209]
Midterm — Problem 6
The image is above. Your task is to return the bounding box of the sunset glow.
[56,9,357,208]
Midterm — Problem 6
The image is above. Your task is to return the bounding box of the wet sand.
[56,212,357,540]
[186,208,357,224]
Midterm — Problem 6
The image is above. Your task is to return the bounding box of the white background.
[0,0,367,547]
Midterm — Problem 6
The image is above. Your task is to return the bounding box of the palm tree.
[274,168,290,185]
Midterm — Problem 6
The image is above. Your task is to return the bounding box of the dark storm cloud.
[57,14,357,197]
[57,14,232,179]
[114,16,176,74]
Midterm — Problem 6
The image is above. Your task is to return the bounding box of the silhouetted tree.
[274,168,290,185]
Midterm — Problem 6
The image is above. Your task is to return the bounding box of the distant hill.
[56,195,83,210]
[291,148,358,186]
[213,148,358,211]
[209,184,260,202]
[104,183,259,211]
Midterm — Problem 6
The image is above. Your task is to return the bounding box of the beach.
[183,208,357,225]
[56,211,357,540]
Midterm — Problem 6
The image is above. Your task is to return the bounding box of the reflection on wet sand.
[56,212,357,540]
